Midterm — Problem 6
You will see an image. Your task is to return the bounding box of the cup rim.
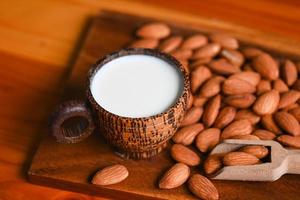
[86,48,190,121]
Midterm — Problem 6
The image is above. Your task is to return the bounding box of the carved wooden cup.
[51,48,190,159]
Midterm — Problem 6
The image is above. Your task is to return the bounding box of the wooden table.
[1,0,299,199]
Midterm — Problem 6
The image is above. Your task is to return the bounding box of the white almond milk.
[90,55,183,118]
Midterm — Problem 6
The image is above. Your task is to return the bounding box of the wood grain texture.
[1,0,300,199]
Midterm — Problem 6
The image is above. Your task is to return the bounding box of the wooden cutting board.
[28,10,300,200]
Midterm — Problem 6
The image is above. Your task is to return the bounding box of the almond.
[256,80,272,95]
[204,154,223,175]
[202,95,221,127]
[243,64,255,72]
[192,43,221,59]
[231,134,260,140]
[191,66,212,93]
[224,94,256,108]
[190,57,212,70]
[188,174,219,200]
[273,79,289,93]
[214,106,237,129]
[171,48,192,60]
[281,60,298,86]
[129,38,159,48]
[136,22,170,39]
[235,109,260,125]
[252,129,276,140]
[274,111,300,136]
[261,114,282,135]
[187,93,194,109]
[170,144,201,166]
[229,71,261,86]
[193,95,208,107]
[92,164,129,186]
[172,123,204,145]
[159,163,190,189]
[221,120,253,139]
[241,47,264,59]
[223,152,260,166]
[210,33,239,49]
[222,78,256,95]
[283,103,299,112]
[293,79,300,91]
[278,90,300,109]
[199,76,225,98]
[252,53,279,80]
[289,107,300,122]
[239,145,269,159]
[181,34,208,50]
[221,49,245,67]
[277,135,300,148]
[158,36,183,53]
[253,90,279,115]
[181,107,203,127]
[196,128,221,153]
[209,58,240,75]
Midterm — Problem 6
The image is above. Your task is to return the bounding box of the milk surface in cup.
[90,55,184,118]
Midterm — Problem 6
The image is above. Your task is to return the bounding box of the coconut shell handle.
[50,100,95,143]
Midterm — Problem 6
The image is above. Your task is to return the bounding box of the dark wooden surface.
[28,11,300,200]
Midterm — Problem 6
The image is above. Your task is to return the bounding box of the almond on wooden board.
[221,49,245,67]
[170,144,201,166]
[239,145,269,159]
[202,95,221,127]
[91,164,129,186]
[281,60,298,86]
[231,134,260,140]
[136,22,170,39]
[210,33,239,50]
[234,109,261,125]
[241,47,264,59]
[188,174,219,200]
[222,78,256,95]
[289,107,300,122]
[158,36,183,53]
[172,123,204,145]
[199,76,225,98]
[196,128,221,153]
[278,90,300,109]
[181,106,203,127]
[252,129,276,140]
[129,38,159,48]
[208,58,240,75]
[277,135,300,148]
[159,163,190,189]
[273,79,289,93]
[181,34,208,50]
[204,154,223,175]
[229,71,261,86]
[261,114,282,135]
[214,106,236,129]
[252,53,279,80]
[224,94,256,108]
[223,152,260,166]
[191,66,212,93]
[253,90,280,115]
[221,120,253,139]
[256,80,272,95]
[274,111,300,136]
[171,48,192,60]
[191,43,221,60]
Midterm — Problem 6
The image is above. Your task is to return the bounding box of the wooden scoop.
[210,139,300,181]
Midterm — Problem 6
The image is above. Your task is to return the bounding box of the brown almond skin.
[193,96,208,107]
[252,53,279,80]
[256,80,272,95]
[223,152,260,166]
[209,58,240,75]
[239,145,269,159]
[283,103,299,112]
[261,114,282,135]
[199,76,225,98]
[293,79,300,91]
[252,129,276,140]
[221,49,245,67]
[214,106,237,129]
[129,38,159,48]
[221,120,253,139]
[202,95,221,127]
[224,94,256,108]
[191,66,212,93]
[159,163,190,189]
[241,47,264,59]
[243,64,255,72]
[223,78,256,95]
[210,33,239,49]
[204,154,223,175]
[136,22,170,39]
[278,90,300,109]
[231,134,260,140]
[181,34,208,50]
[281,60,298,86]
[235,109,261,125]
[229,71,261,86]
[196,128,221,153]
[170,144,201,166]
[290,107,300,122]
[188,174,219,200]
[190,57,212,70]
[172,123,204,145]
[273,79,289,93]
[253,90,280,115]
[192,43,221,59]
[274,111,300,136]
[277,135,300,148]
[92,164,129,186]
[187,93,194,109]
[181,107,203,127]
[158,36,183,53]
[171,49,192,60]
